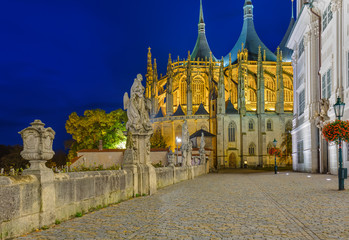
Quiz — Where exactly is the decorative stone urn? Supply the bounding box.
[19,120,55,171]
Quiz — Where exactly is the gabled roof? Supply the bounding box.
[226,100,239,114]
[173,105,185,116]
[190,129,215,139]
[191,0,217,61]
[154,108,164,118]
[194,103,209,115]
[224,0,276,65]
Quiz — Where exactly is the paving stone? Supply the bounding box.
[16,171,349,239]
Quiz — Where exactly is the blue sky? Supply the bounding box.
[0,0,295,150]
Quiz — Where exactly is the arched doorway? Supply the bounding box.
[229,153,237,168]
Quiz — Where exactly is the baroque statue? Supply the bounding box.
[124,74,153,134]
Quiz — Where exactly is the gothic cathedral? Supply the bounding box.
[146,0,295,169]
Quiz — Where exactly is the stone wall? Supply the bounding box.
[73,149,169,169]
[0,166,206,239]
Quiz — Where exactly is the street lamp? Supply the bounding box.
[176,137,181,166]
[334,97,346,190]
[273,138,278,174]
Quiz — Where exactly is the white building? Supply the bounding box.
[287,0,349,173]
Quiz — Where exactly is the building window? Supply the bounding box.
[267,119,273,131]
[347,51,349,88]
[298,90,305,116]
[322,69,332,99]
[267,143,273,155]
[248,119,254,131]
[298,37,304,57]
[193,78,204,105]
[228,122,236,142]
[181,80,187,105]
[249,143,255,155]
[297,140,304,163]
[323,3,333,31]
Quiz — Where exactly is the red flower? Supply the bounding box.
[322,120,349,144]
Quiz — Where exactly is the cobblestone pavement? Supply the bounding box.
[17,171,349,240]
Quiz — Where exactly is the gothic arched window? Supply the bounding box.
[181,79,187,105]
[267,119,273,131]
[228,122,236,142]
[249,143,256,155]
[248,119,254,131]
[193,77,205,105]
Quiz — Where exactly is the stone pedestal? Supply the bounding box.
[19,120,56,228]
[123,133,157,196]
[23,165,55,227]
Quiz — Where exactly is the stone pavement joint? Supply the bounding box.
[16,171,349,240]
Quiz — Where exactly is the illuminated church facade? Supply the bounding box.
[146,0,294,169]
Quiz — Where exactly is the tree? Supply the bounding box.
[150,131,168,149]
[280,130,292,163]
[65,109,127,160]
[0,145,28,172]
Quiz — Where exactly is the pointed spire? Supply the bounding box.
[258,45,262,62]
[147,47,153,75]
[153,58,158,82]
[167,53,172,73]
[291,0,294,19]
[199,0,204,24]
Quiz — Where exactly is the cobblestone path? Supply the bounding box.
[18,171,349,240]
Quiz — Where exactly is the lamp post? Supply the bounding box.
[176,137,181,166]
[334,97,346,190]
[273,138,278,174]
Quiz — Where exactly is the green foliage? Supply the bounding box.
[55,220,61,225]
[65,109,127,160]
[0,145,28,172]
[150,131,168,149]
[151,162,164,168]
[75,212,83,217]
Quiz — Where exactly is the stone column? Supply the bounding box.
[18,120,56,227]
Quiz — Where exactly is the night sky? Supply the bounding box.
[0,0,295,150]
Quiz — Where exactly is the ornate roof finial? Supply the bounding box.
[291,0,294,19]
[188,51,191,60]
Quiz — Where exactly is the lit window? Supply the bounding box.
[248,120,254,131]
[298,90,305,116]
[249,143,255,155]
[228,122,236,142]
[297,140,304,163]
[181,80,187,105]
[267,120,272,131]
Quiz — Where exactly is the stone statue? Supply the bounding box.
[199,132,206,165]
[314,99,330,129]
[124,74,153,134]
[181,121,192,166]
[167,147,175,167]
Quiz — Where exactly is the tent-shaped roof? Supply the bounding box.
[172,105,185,116]
[154,108,164,118]
[226,100,239,114]
[190,129,215,139]
[191,0,217,61]
[277,2,295,62]
[194,103,209,115]
[224,0,276,65]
